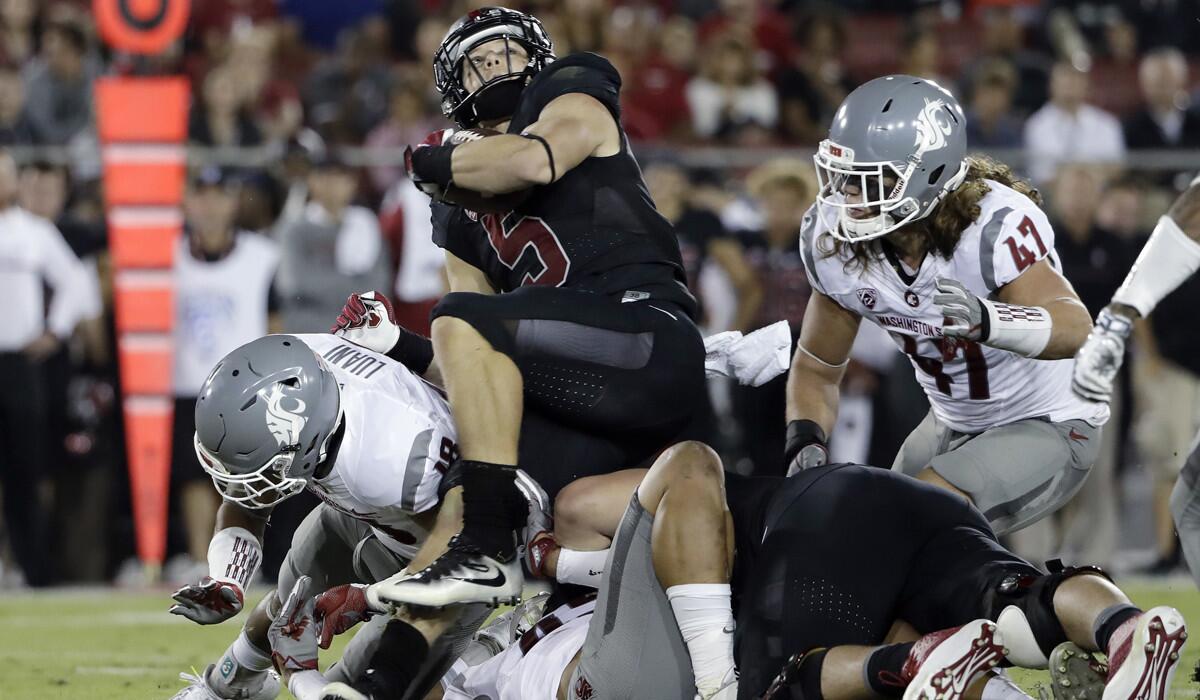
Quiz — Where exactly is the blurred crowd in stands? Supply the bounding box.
[0,0,1199,587]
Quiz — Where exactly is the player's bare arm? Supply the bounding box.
[449,93,619,193]
[994,258,1091,359]
[215,498,272,541]
[444,251,496,295]
[784,291,859,472]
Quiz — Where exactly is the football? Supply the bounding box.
[444,127,532,214]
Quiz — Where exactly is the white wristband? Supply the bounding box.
[288,669,330,700]
[982,301,1052,358]
[208,527,262,590]
[1112,215,1200,317]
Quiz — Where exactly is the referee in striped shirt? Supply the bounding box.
[0,149,95,585]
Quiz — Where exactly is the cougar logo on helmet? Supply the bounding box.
[914,98,954,156]
[264,384,308,447]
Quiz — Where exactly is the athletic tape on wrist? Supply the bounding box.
[1112,215,1200,317]
[208,527,262,590]
[288,669,328,700]
[981,301,1052,358]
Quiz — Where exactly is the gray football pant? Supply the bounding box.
[1171,432,1200,589]
[275,504,487,685]
[893,411,1101,536]
[567,494,696,700]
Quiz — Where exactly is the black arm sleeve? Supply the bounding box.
[430,200,485,269]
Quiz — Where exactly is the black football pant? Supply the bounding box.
[0,352,50,585]
[432,285,706,498]
[726,465,1041,699]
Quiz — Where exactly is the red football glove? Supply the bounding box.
[331,291,401,355]
[168,576,244,625]
[314,583,371,649]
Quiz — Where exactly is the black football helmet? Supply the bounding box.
[433,7,555,127]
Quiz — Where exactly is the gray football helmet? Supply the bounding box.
[813,75,969,242]
[194,335,342,509]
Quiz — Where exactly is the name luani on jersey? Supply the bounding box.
[800,179,1108,433]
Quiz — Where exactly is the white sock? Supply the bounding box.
[667,583,735,696]
[209,632,273,695]
[982,672,1033,700]
[556,547,609,588]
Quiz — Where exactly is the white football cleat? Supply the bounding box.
[372,535,524,608]
[1101,606,1188,700]
[902,620,1009,700]
[1048,641,1107,700]
[171,664,280,700]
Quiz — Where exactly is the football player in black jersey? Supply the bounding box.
[333,7,707,610]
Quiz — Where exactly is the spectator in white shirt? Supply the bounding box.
[0,148,95,585]
[171,166,281,574]
[1023,61,1126,184]
[686,34,778,144]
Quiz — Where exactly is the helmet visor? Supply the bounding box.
[194,433,307,510]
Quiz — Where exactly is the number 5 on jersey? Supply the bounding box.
[481,212,571,287]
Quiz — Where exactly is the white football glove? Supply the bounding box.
[330,291,401,355]
[268,576,319,677]
[168,576,244,625]
[1072,307,1134,402]
[935,278,986,341]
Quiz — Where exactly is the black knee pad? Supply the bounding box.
[987,559,1112,667]
[430,293,517,358]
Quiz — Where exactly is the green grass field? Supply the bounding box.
[3,579,1199,700]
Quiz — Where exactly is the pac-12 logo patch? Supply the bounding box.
[856,288,877,309]
[904,290,920,308]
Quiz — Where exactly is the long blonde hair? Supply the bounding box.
[822,154,1041,271]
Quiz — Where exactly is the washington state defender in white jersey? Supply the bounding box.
[167,333,469,700]
[785,75,1105,535]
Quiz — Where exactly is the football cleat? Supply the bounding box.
[170,664,280,700]
[1048,642,1107,700]
[901,620,1009,700]
[1101,606,1188,700]
[371,535,524,608]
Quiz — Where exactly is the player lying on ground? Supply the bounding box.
[785,75,1106,536]
[336,6,708,612]
[1072,174,1200,588]
[526,446,1188,700]
[307,442,737,700]
[168,333,523,700]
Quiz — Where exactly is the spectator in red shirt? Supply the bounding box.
[696,0,793,77]
[617,16,698,141]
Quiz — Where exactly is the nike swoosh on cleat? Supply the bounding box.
[447,572,507,587]
[588,569,602,576]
